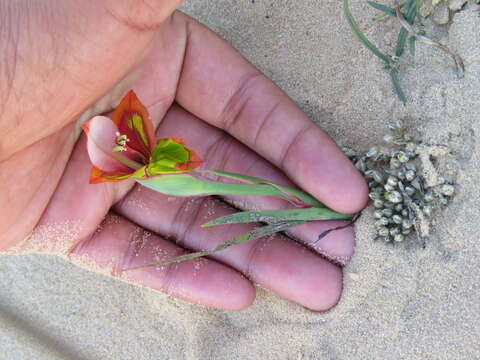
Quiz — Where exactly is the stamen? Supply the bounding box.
[112,133,130,152]
[112,145,127,152]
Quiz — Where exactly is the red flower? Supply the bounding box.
[82,90,202,183]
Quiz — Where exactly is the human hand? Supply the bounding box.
[0,0,368,310]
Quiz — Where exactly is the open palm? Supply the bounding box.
[0,1,367,310]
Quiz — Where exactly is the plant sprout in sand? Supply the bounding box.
[83,91,353,269]
[343,0,464,103]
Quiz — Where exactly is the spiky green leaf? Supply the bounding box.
[127,221,307,269]
[202,207,352,227]
[367,1,396,16]
[343,0,391,64]
[408,35,416,57]
[395,0,419,57]
[390,69,407,104]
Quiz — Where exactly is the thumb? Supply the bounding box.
[0,0,182,161]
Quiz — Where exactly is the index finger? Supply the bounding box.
[174,12,368,213]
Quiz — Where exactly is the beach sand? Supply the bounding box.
[1,1,479,359]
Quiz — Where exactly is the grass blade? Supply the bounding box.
[395,0,419,57]
[202,170,325,207]
[390,69,406,104]
[126,221,307,269]
[367,1,396,16]
[408,35,416,57]
[395,4,465,79]
[202,207,353,227]
[343,0,391,64]
[211,221,307,251]
[372,1,407,20]
[395,28,409,58]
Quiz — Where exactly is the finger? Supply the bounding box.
[0,1,186,247]
[174,13,368,213]
[0,124,76,251]
[154,104,356,262]
[4,128,257,310]
[31,133,340,311]
[5,135,135,255]
[116,185,343,311]
[69,212,255,310]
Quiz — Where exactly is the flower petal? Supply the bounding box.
[146,138,203,175]
[82,116,132,173]
[88,166,139,184]
[182,149,203,171]
[112,90,155,158]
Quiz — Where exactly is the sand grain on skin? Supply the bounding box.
[7,220,83,255]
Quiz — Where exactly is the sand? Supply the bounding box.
[1,1,479,359]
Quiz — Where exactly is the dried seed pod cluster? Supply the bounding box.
[342,120,455,243]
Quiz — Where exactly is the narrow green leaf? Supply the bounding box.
[202,207,353,227]
[395,0,419,57]
[372,1,407,20]
[126,221,307,269]
[343,0,391,64]
[390,69,407,104]
[395,29,408,58]
[202,170,325,208]
[133,251,209,267]
[138,174,292,198]
[367,1,396,16]
[202,170,274,185]
[408,35,416,57]
[212,221,307,251]
[407,0,420,21]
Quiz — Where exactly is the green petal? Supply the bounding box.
[152,139,189,162]
[147,139,190,175]
[127,114,149,148]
